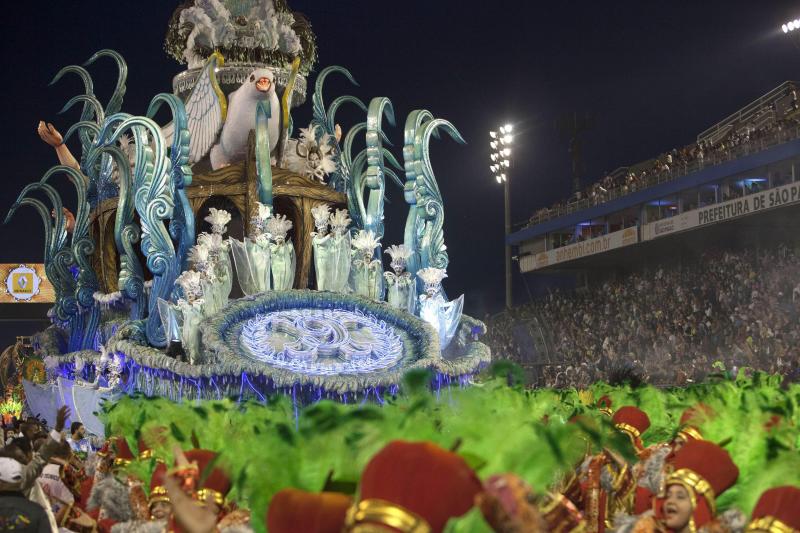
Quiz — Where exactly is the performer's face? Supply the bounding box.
[662,484,693,531]
[150,500,172,520]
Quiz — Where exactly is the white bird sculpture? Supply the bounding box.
[182,52,281,169]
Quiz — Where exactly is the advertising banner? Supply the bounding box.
[642,180,800,241]
[0,263,55,303]
[520,227,638,272]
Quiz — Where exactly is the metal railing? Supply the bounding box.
[523,124,800,229]
[697,81,799,144]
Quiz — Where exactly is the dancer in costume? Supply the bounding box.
[562,406,649,532]
[616,440,740,533]
[343,440,483,532]
[87,437,147,533]
[110,462,172,533]
[633,405,714,515]
[747,486,800,532]
[613,406,651,458]
[163,448,251,533]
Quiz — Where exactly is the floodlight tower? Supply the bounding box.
[490,124,513,309]
[782,18,800,51]
[781,18,800,34]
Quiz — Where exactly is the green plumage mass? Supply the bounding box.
[101,369,800,533]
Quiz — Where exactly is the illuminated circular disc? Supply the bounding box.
[239,308,404,376]
[201,290,446,391]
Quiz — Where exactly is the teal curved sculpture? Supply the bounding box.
[310,66,366,193]
[402,110,436,281]
[78,113,145,319]
[118,115,178,347]
[410,117,465,272]
[5,185,72,322]
[10,49,189,349]
[147,93,194,275]
[84,49,127,116]
[49,65,96,164]
[255,100,274,206]
[44,166,99,350]
[6,166,99,351]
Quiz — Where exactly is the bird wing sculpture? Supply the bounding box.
[184,52,227,164]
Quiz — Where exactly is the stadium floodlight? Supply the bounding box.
[490,127,513,181]
[489,123,514,309]
[784,24,790,33]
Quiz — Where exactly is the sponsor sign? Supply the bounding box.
[520,227,638,272]
[642,180,800,241]
[0,264,55,303]
[640,214,695,240]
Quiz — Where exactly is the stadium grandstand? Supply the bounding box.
[487,81,800,387]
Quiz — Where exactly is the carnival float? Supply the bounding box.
[4,0,490,435]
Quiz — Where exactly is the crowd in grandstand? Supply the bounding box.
[530,91,800,227]
[485,244,800,388]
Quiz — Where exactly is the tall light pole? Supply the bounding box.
[490,124,513,309]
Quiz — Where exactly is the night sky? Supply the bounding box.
[1,1,799,319]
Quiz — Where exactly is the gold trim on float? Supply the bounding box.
[677,426,704,442]
[747,517,797,533]
[614,422,641,438]
[281,57,301,134]
[208,51,228,122]
[343,499,431,533]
